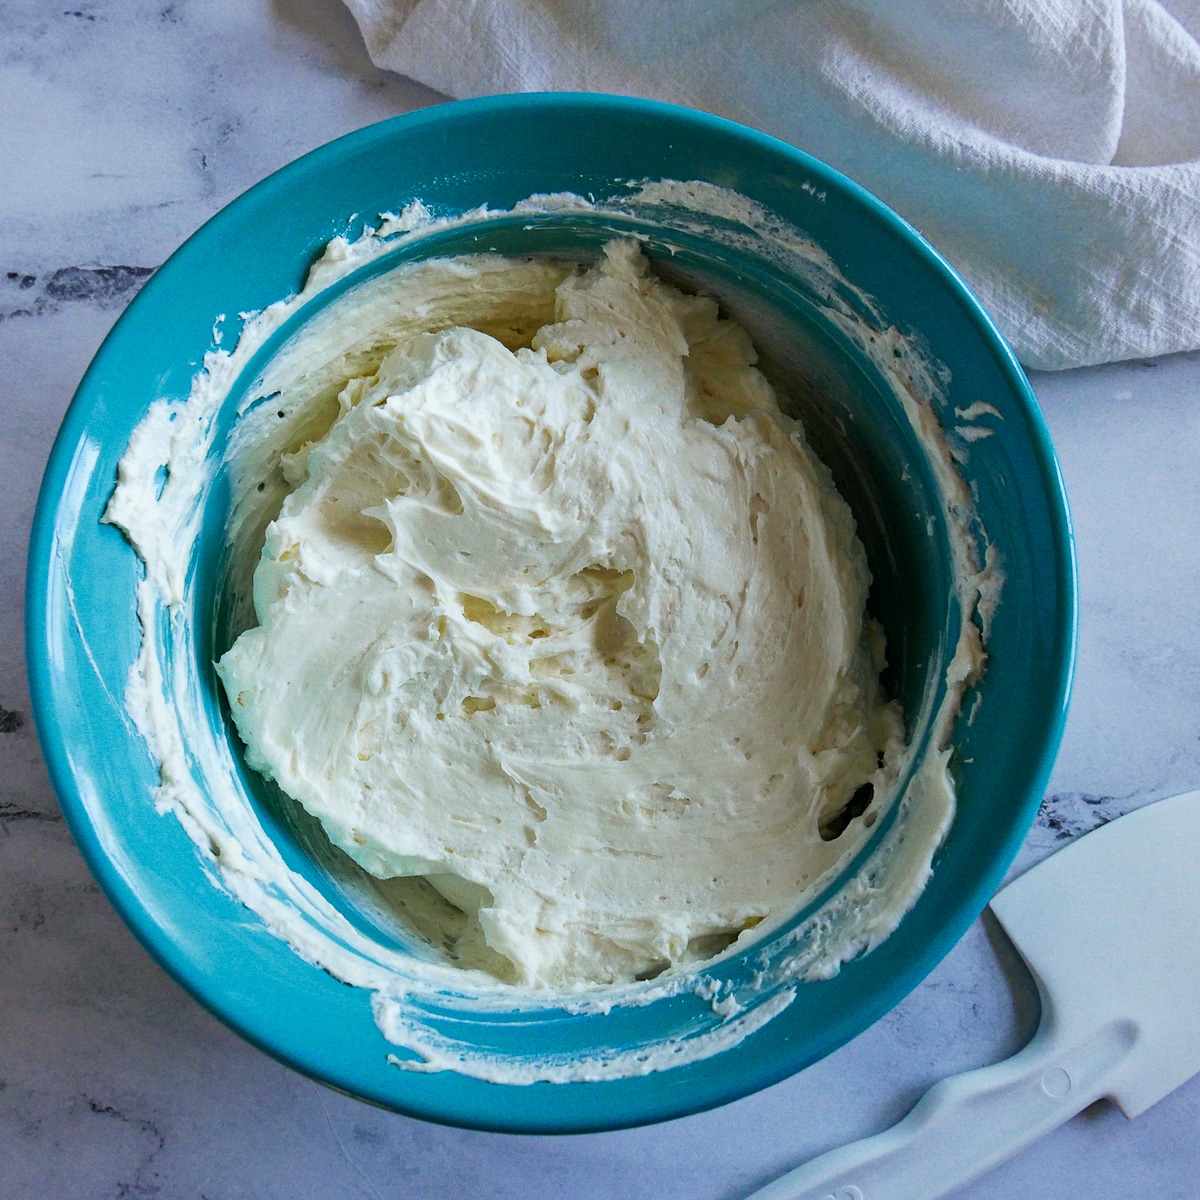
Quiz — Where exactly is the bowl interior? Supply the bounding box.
[29,94,1074,1133]
[197,213,961,965]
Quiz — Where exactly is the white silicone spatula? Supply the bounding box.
[749,788,1200,1200]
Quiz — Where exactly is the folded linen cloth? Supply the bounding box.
[344,0,1200,371]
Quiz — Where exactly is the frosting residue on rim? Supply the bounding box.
[103,180,1001,1084]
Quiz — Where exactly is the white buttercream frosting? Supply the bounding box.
[217,241,904,988]
[103,182,999,1081]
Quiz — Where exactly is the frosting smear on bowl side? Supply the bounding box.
[217,241,904,989]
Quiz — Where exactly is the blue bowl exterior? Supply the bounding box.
[26,93,1076,1133]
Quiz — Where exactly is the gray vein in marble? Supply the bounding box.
[1035,792,1120,841]
[1,265,156,324]
[82,1095,168,1200]
[0,803,62,826]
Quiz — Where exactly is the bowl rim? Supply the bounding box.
[25,90,1077,1133]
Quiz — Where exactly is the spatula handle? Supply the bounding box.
[748,1017,1136,1200]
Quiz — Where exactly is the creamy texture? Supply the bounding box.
[104,182,999,1081]
[217,242,903,988]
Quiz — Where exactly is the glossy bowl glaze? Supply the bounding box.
[27,94,1075,1133]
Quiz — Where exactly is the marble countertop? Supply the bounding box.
[3,3,1199,1196]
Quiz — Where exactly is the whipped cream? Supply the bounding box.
[217,241,904,988]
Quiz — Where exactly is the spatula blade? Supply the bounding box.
[990,789,1200,1117]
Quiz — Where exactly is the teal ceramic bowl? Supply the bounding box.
[27,94,1075,1133]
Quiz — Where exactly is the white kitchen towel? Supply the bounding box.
[344,0,1200,371]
